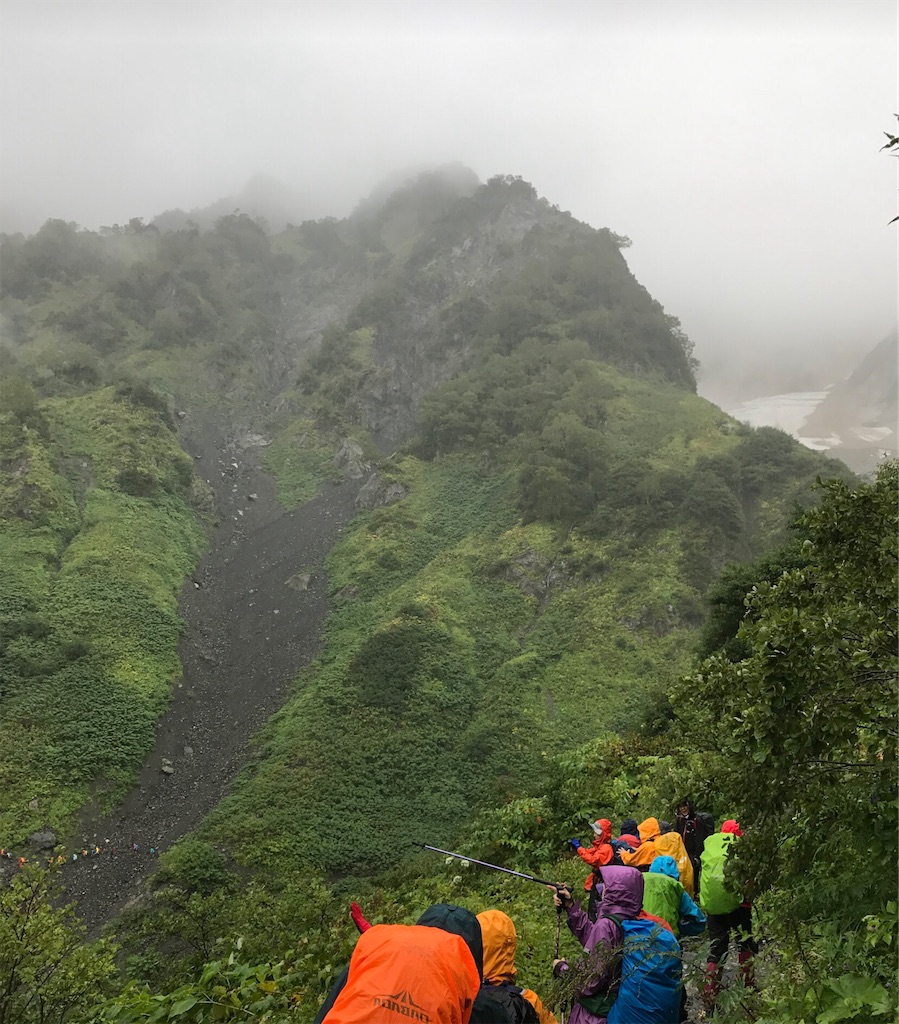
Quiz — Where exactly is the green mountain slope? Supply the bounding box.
[0,168,849,857]
[1,169,882,1024]
[0,382,206,837]
[199,367,846,879]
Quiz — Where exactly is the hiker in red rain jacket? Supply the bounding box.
[617,818,641,848]
[570,818,614,884]
[571,819,616,921]
[610,818,641,857]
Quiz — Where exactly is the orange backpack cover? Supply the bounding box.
[323,923,481,1024]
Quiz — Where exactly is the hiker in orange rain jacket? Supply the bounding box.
[654,831,695,897]
[477,909,557,1024]
[619,817,662,870]
[315,904,482,1024]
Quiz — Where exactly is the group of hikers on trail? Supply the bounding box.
[315,801,757,1023]
[1,841,158,868]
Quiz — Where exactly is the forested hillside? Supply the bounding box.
[0,170,894,1024]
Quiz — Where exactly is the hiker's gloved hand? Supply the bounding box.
[569,838,581,849]
[552,958,569,978]
[550,885,574,910]
[350,901,372,933]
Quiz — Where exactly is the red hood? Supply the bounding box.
[591,818,612,842]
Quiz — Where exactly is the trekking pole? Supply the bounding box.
[554,895,567,1024]
[413,842,567,890]
[417,844,571,1023]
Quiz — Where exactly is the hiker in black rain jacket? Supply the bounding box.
[675,798,713,895]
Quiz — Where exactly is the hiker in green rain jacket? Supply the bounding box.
[700,821,757,1008]
[642,856,706,938]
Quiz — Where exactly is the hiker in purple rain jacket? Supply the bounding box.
[551,865,644,1024]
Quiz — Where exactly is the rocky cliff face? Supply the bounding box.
[272,171,694,443]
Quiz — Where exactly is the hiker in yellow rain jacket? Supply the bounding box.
[619,817,662,870]
[477,910,557,1024]
[655,831,696,898]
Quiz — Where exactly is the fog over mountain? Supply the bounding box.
[1,0,895,403]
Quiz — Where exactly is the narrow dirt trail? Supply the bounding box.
[61,422,365,935]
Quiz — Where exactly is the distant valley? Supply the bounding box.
[722,332,897,474]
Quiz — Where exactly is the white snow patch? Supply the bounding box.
[853,426,894,443]
[799,435,841,451]
[729,391,829,438]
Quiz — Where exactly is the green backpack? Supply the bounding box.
[642,872,682,935]
[699,833,741,916]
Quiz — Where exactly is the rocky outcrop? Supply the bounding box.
[27,829,57,850]
[355,473,409,510]
[499,550,570,601]
[333,440,370,479]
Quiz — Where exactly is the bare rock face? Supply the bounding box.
[27,829,57,850]
[333,440,370,479]
[799,332,897,473]
[500,550,570,600]
[355,473,409,510]
[236,432,271,451]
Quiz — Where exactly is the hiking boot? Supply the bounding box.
[702,961,721,1010]
[738,949,756,990]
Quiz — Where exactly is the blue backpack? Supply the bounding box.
[607,917,682,1024]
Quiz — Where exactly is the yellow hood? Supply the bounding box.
[638,817,661,842]
[655,831,695,897]
[476,909,517,984]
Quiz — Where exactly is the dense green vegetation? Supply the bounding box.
[0,213,295,415]
[195,367,845,880]
[111,433,863,1019]
[0,382,206,838]
[1,171,892,1024]
[108,463,898,1024]
[0,866,117,1023]
[4,465,893,1024]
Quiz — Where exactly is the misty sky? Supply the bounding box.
[1,0,896,400]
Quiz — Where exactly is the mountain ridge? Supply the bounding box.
[2,169,888,1024]
[0,168,849,856]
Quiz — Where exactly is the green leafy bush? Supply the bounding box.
[0,867,117,1024]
